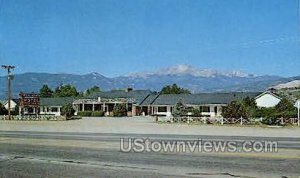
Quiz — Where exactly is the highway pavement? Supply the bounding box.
[0,131,299,178]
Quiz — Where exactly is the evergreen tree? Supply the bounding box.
[39,84,53,97]
[0,103,7,115]
[160,84,191,94]
[222,101,247,119]
[85,86,101,96]
[113,104,127,117]
[172,100,188,117]
[53,84,79,97]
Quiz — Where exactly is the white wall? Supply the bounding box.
[40,106,62,116]
[153,105,223,118]
[154,106,172,116]
[256,93,281,108]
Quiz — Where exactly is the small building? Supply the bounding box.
[40,97,75,116]
[255,91,282,108]
[18,92,75,116]
[3,99,19,111]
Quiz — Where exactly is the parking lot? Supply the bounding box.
[0,116,299,138]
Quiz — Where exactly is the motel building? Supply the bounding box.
[18,92,75,116]
[13,90,287,118]
[72,90,152,116]
[73,97,135,116]
[140,92,260,117]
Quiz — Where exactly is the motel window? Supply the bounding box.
[214,106,218,114]
[51,107,58,112]
[200,106,210,112]
[158,106,167,112]
[128,104,132,111]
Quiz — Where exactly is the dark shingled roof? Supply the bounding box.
[86,90,153,104]
[3,98,20,105]
[40,97,75,106]
[150,92,261,105]
[139,94,160,105]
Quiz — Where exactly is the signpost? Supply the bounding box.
[298,101,300,127]
[295,100,300,127]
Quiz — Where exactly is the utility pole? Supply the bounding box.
[297,100,300,127]
[1,65,15,120]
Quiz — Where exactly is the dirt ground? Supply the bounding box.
[0,116,299,137]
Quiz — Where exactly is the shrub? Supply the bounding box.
[191,108,202,117]
[61,103,75,117]
[67,116,82,120]
[221,101,247,119]
[77,111,92,117]
[172,100,188,117]
[262,117,281,125]
[91,111,105,117]
[113,104,127,117]
[275,98,295,113]
[0,103,7,115]
[11,105,19,115]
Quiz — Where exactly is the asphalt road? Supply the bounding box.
[0,131,299,178]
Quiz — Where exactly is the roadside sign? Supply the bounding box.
[294,100,300,108]
[19,92,40,106]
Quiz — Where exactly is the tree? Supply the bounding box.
[160,84,191,94]
[85,86,101,96]
[61,103,75,117]
[275,98,295,113]
[11,105,19,115]
[172,100,188,117]
[222,101,247,119]
[274,98,297,118]
[242,97,256,108]
[254,107,276,118]
[241,97,257,118]
[39,84,53,97]
[53,84,79,97]
[0,103,7,115]
[113,104,127,117]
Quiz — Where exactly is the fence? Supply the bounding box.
[0,115,66,121]
[157,116,299,126]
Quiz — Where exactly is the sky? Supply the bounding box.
[0,0,299,77]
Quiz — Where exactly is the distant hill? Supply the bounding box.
[271,80,300,90]
[0,65,298,99]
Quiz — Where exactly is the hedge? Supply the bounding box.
[77,111,92,116]
[78,111,105,117]
[91,111,105,117]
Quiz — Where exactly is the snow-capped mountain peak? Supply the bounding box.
[128,64,250,78]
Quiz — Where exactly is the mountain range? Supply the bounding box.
[0,64,299,99]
